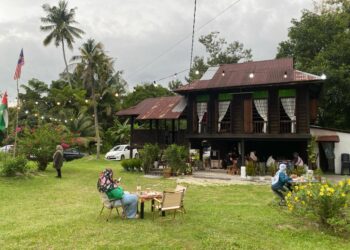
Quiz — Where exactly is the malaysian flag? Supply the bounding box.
[14,49,24,80]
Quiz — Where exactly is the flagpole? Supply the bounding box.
[13,79,19,157]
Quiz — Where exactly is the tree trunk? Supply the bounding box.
[92,87,100,159]
[61,39,72,88]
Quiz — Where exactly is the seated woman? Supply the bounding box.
[97,168,138,219]
[292,152,304,167]
[271,163,292,205]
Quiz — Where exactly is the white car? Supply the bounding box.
[0,145,13,153]
[105,145,138,161]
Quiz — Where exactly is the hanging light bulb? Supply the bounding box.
[34,113,38,117]
[153,81,158,87]
[321,73,327,80]
[115,93,119,97]
[64,120,68,123]
[70,118,73,121]
[68,100,72,103]
[283,72,288,79]
[57,102,61,106]
[35,101,38,105]
[41,116,45,120]
[249,73,255,79]
[85,99,89,103]
[25,110,29,114]
[195,70,200,75]
[222,70,225,77]
[174,73,177,78]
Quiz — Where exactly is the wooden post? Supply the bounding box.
[130,116,134,159]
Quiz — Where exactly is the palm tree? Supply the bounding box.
[40,0,84,86]
[71,39,113,158]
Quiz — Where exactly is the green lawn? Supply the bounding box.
[0,157,349,250]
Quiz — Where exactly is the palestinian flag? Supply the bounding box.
[0,92,8,131]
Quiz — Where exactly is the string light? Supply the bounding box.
[284,72,288,79]
[321,73,327,80]
[41,116,45,120]
[35,101,38,105]
[222,70,225,77]
[249,73,254,79]
[195,70,199,75]
[57,102,61,106]
[25,110,29,114]
[85,99,89,103]
[115,93,119,97]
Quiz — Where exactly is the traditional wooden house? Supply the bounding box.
[117,58,324,165]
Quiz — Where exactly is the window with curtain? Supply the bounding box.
[196,102,207,133]
[280,97,296,133]
[218,101,230,132]
[253,99,268,133]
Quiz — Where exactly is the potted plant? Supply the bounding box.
[246,160,256,180]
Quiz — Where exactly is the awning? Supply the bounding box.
[316,135,340,143]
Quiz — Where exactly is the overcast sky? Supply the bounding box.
[0,0,314,105]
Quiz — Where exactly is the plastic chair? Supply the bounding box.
[98,192,124,221]
[341,153,350,175]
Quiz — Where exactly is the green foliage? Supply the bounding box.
[18,124,71,171]
[246,161,256,176]
[121,158,142,172]
[187,31,252,83]
[168,79,183,91]
[286,180,350,230]
[292,165,306,177]
[140,143,160,173]
[276,1,350,129]
[123,83,174,109]
[0,155,28,177]
[164,144,189,174]
[307,136,318,168]
[268,162,278,176]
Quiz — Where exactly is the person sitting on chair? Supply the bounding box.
[271,163,292,205]
[292,152,304,167]
[97,168,139,219]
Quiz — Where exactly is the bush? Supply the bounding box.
[291,165,306,177]
[286,180,350,230]
[121,158,142,172]
[268,162,278,176]
[140,144,160,173]
[18,124,71,171]
[164,144,189,174]
[246,160,256,176]
[0,155,28,177]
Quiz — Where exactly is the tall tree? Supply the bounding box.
[276,0,350,129]
[123,83,173,109]
[40,0,84,86]
[187,32,252,82]
[71,39,111,159]
[168,79,183,91]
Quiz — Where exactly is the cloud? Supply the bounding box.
[0,0,314,102]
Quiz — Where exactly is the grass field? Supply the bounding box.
[0,157,349,250]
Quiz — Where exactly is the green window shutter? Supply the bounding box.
[218,93,233,101]
[196,95,209,102]
[253,91,268,99]
[278,89,296,98]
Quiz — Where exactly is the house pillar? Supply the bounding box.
[240,139,245,167]
[172,119,175,144]
[130,116,135,159]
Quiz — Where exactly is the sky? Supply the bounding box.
[0,0,315,105]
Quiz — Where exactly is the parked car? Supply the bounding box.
[105,144,138,161]
[63,148,86,161]
[0,145,13,153]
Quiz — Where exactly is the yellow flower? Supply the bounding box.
[347,179,350,185]
[294,197,299,202]
[339,181,344,187]
[319,192,324,196]
[295,186,299,191]
[287,192,292,198]
[341,193,346,197]
[301,201,305,205]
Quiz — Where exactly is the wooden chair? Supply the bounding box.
[152,190,184,220]
[98,192,124,221]
[175,185,187,213]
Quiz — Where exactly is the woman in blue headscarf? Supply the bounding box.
[271,163,292,205]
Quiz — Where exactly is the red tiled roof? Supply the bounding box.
[116,96,185,120]
[176,58,322,92]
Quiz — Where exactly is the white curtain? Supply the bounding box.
[218,101,230,131]
[253,99,268,133]
[196,102,207,133]
[281,97,296,133]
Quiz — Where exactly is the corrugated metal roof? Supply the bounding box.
[176,58,323,92]
[116,96,185,120]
